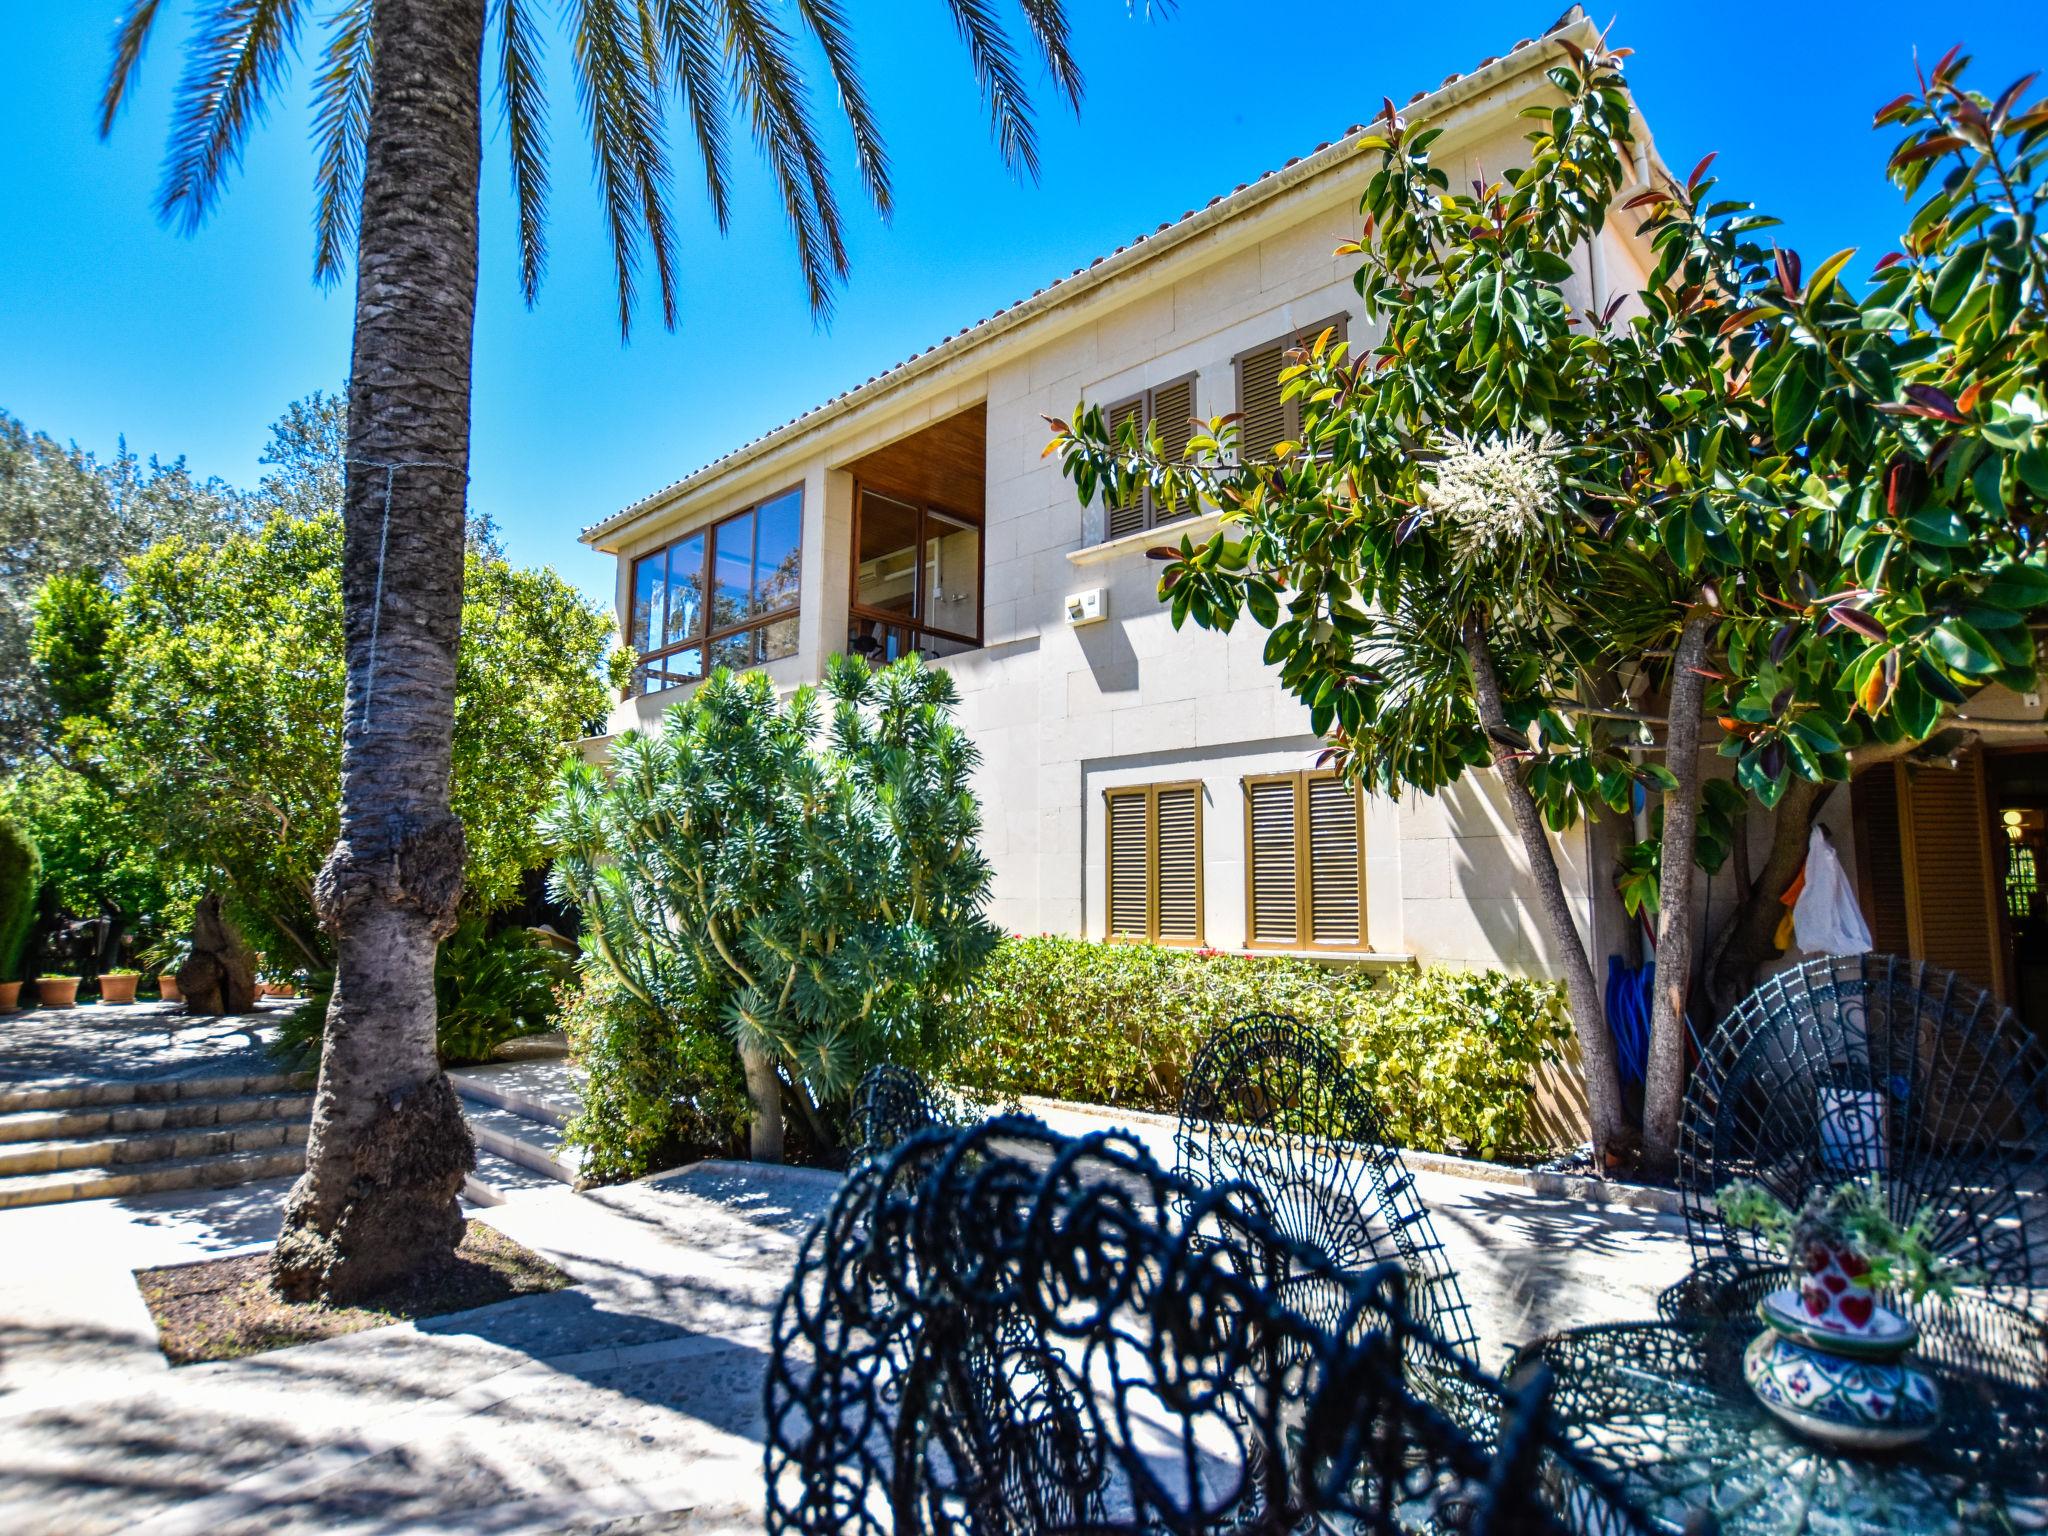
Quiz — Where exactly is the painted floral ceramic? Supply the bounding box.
[1759,1287,1916,1360]
[1743,1329,1941,1450]
[1796,1241,1881,1334]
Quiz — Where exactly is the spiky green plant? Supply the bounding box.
[546,656,999,1163]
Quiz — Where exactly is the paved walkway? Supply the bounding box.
[0,1100,1693,1535]
[0,998,292,1083]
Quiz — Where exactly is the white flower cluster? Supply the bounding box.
[1415,427,1565,564]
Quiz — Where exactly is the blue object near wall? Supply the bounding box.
[1606,953,1653,1090]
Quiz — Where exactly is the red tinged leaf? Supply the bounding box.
[1686,151,1717,196]
[1622,189,1669,211]
[1933,43,1964,82]
[1831,604,1888,642]
[1718,306,1769,336]
[1993,72,2040,125]
[2012,104,2048,132]
[1958,380,1984,415]
[1888,461,1908,521]
[1773,245,1803,300]
[1872,92,1917,126]
[1905,383,1965,422]
[1159,568,1183,593]
[1145,545,1180,561]
[1042,416,1070,435]
[1873,251,1907,272]
[1890,134,1965,166]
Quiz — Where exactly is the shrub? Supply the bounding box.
[942,937,1570,1160]
[0,817,39,983]
[558,970,750,1184]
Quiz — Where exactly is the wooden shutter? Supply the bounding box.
[1306,774,1364,947]
[1236,343,1289,464]
[1900,754,2005,995]
[1104,395,1147,542]
[1149,377,1197,527]
[1106,790,1150,938]
[1852,767,1913,956]
[1155,786,1201,943]
[1245,777,1300,946]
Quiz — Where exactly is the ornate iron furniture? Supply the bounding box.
[763,1117,1654,1535]
[849,1062,947,1167]
[1666,954,2048,1331]
[1173,1013,1481,1367]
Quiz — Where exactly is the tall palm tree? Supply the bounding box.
[100,0,1093,1301]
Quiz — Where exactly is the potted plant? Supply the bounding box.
[36,975,80,1008]
[1720,1177,1966,1449]
[99,968,141,1005]
[0,980,19,1014]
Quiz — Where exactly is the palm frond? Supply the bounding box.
[1014,0,1083,115]
[651,0,733,232]
[98,0,167,138]
[568,0,680,336]
[496,0,553,305]
[794,0,892,218]
[944,0,1040,181]
[721,0,848,319]
[157,0,308,233]
[310,0,372,289]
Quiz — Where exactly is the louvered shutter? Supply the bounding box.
[1246,778,1300,945]
[1902,755,2004,994]
[1155,786,1201,943]
[1107,791,1150,938]
[1237,343,1289,464]
[1149,377,1197,527]
[1104,395,1147,541]
[1306,775,1363,946]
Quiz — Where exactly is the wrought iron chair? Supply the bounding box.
[1665,953,2048,1340]
[1174,1013,1482,1370]
[763,1117,1654,1535]
[849,1062,948,1167]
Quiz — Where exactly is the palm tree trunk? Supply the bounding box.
[271,0,483,1302]
[1463,618,1636,1172]
[1640,614,1712,1176]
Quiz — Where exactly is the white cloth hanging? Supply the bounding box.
[1793,823,1874,955]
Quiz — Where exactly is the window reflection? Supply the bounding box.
[849,487,982,663]
[627,487,804,698]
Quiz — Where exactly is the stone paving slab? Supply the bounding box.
[0,999,297,1084]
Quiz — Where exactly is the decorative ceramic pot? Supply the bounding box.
[0,980,19,1013]
[158,974,182,1004]
[1743,1327,1940,1450]
[1796,1240,1883,1338]
[36,976,80,1008]
[98,973,139,1005]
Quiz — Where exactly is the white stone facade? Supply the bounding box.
[582,19,1669,980]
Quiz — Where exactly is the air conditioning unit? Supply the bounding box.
[1064,588,1106,626]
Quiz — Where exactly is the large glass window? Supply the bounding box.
[628,487,803,697]
[848,486,982,663]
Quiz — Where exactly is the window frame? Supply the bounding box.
[847,480,986,656]
[1240,769,1367,952]
[626,482,805,699]
[1099,370,1200,542]
[1231,313,1350,461]
[1102,780,1206,948]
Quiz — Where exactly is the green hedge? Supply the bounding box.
[941,937,1571,1161]
[0,817,38,983]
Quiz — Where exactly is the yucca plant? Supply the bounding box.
[546,656,999,1162]
[99,0,1102,1299]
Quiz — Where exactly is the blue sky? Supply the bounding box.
[1,3,2043,610]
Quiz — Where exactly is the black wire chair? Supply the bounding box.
[763,1116,1655,1536]
[1174,1014,1482,1370]
[1665,953,2048,1336]
[849,1062,948,1168]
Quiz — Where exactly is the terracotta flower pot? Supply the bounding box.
[37,977,80,1008]
[158,974,183,1004]
[0,980,20,1013]
[98,974,139,1005]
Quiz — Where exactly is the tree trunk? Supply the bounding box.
[742,1044,786,1163]
[1463,620,1636,1172]
[1703,777,1823,1021]
[1640,614,1712,1176]
[271,0,482,1303]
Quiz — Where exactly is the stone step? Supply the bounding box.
[0,1090,313,1145]
[0,1071,311,1116]
[0,1144,309,1211]
[463,1144,570,1207]
[458,1093,581,1185]
[0,1118,308,1177]
[449,1059,580,1129]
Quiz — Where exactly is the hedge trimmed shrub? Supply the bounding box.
[0,817,40,983]
[942,936,1570,1160]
